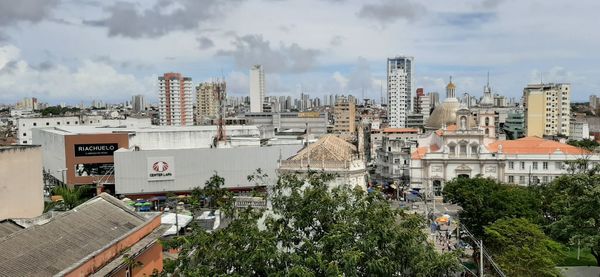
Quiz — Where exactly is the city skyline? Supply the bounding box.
[0,0,599,104]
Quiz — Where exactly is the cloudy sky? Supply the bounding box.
[0,0,598,105]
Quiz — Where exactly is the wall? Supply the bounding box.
[114,145,302,195]
[129,126,260,150]
[526,91,545,137]
[112,242,163,277]
[64,215,161,277]
[0,146,44,219]
[33,128,66,182]
[65,133,129,185]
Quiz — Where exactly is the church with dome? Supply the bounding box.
[425,77,461,130]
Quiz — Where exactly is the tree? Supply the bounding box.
[168,172,461,276]
[566,139,599,151]
[52,185,92,210]
[443,177,542,238]
[540,172,600,266]
[484,218,564,277]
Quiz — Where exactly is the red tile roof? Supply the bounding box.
[411,147,428,160]
[486,136,590,155]
[382,128,419,134]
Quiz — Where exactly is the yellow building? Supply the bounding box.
[523,83,570,137]
[195,81,226,125]
[333,96,356,135]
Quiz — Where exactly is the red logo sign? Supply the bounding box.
[152,161,169,172]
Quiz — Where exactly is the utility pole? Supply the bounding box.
[480,240,484,277]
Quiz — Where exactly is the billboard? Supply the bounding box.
[74,163,113,177]
[147,157,175,181]
[74,143,119,156]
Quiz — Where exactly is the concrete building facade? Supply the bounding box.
[333,96,356,135]
[17,115,103,145]
[250,65,265,113]
[0,146,44,220]
[387,56,414,128]
[195,81,226,124]
[158,72,193,126]
[523,83,571,137]
[114,144,301,196]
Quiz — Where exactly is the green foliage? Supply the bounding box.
[566,139,599,151]
[443,177,542,238]
[539,172,600,266]
[559,246,598,266]
[39,106,80,116]
[484,218,564,277]
[190,173,235,216]
[173,172,461,276]
[52,185,92,210]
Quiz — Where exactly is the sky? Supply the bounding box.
[0,0,598,105]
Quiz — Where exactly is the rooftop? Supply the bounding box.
[36,125,258,135]
[382,128,420,134]
[0,193,156,276]
[289,135,357,162]
[486,137,590,155]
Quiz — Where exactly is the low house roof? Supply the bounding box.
[0,193,151,276]
[486,136,590,155]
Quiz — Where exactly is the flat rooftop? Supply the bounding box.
[35,125,259,135]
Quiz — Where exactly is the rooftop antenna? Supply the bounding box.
[540,72,543,84]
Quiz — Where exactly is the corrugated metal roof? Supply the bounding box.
[0,221,23,238]
[0,193,148,277]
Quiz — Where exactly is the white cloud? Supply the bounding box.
[0,44,154,103]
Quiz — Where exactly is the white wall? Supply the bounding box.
[114,144,302,195]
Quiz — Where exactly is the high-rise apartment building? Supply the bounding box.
[158,72,193,126]
[523,83,571,137]
[195,81,226,124]
[590,95,598,111]
[132,94,146,113]
[250,65,265,113]
[387,56,414,128]
[333,95,356,135]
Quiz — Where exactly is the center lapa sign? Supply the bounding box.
[147,157,175,181]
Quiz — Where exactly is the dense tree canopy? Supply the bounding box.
[566,139,599,151]
[484,218,564,277]
[443,177,542,238]
[167,172,461,276]
[539,172,600,266]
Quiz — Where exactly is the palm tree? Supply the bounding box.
[52,185,91,210]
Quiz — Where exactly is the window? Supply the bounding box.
[471,145,478,156]
[57,122,60,125]
[33,123,37,126]
[508,176,514,183]
[460,144,467,156]
[543,176,549,183]
[46,122,49,126]
[519,176,525,184]
[532,162,538,170]
[485,117,490,126]
[520,162,525,170]
[66,121,70,125]
[22,140,27,144]
[22,133,26,136]
[449,145,456,156]
[556,162,563,169]
[509,162,514,169]
[543,162,548,170]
